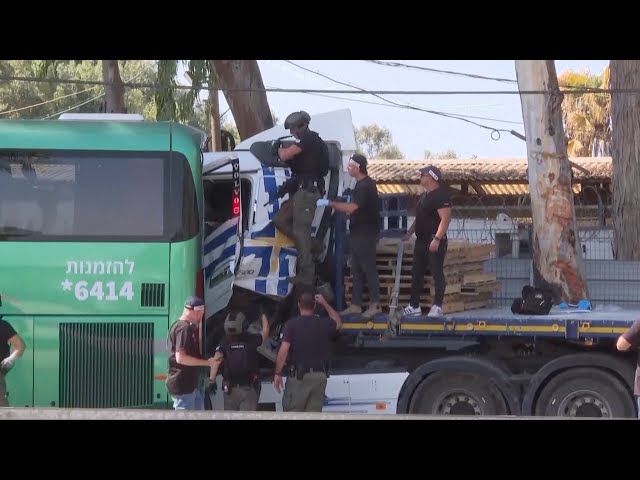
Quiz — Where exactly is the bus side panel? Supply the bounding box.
[33,315,168,408]
[168,237,200,325]
[3,316,34,407]
[0,243,170,316]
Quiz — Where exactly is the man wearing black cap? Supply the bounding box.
[402,165,452,317]
[166,296,220,410]
[318,153,382,318]
[272,110,330,287]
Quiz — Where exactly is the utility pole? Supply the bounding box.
[208,60,221,151]
[515,60,590,304]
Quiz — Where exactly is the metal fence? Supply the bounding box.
[378,193,640,309]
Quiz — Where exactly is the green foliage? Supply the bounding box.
[355,123,404,159]
[155,60,179,121]
[0,60,157,120]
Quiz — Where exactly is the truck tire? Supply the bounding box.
[534,367,636,418]
[409,370,509,416]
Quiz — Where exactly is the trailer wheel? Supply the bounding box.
[534,367,635,418]
[410,371,509,416]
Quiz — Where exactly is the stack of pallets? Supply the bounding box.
[344,238,500,313]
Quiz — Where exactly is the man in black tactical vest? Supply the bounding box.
[210,310,270,411]
[272,110,330,287]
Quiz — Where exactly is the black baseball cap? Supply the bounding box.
[349,153,367,169]
[419,165,443,182]
[185,295,205,311]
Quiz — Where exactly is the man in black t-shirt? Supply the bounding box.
[272,111,330,287]
[616,319,640,418]
[273,286,342,412]
[319,153,382,318]
[402,165,452,317]
[0,317,25,407]
[166,296,220,410]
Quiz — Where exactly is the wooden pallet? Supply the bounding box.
[344,238,499,313]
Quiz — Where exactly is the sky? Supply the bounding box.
[184,60,610,160]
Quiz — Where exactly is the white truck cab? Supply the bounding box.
[201,109,358,319]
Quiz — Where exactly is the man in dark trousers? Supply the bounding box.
[616,319,640,418]
[273,286,342,412]
[0,317,25,407]
[402,165,452,317]
[166,296,220,410]
[318,153,381,318]
[272,110,330,287]
[209,309,270,411]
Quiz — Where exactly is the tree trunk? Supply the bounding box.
[515,60,590,303]
[210,60,273,140]
[101,60,126,113]
[208,60,221,151]
[610,60,640,260]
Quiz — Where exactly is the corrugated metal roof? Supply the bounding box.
[478,183,581,196]
[369,157,612,183]
[376,182,581,196]
[377,183,423,195]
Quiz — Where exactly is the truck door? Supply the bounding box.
[201,154,244,318]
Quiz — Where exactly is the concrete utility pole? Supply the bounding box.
[515,60,590,303]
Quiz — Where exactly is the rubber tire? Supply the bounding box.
[409,370,509,416]
[534,367,636,418]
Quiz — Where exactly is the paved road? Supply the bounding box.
[0,408,630,420]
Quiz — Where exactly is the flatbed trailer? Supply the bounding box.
[299,302,636,418]
[341,306,636,342]
[261,211,640,418]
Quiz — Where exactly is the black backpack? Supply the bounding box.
[511,285,554,315]
[222,338,259,386]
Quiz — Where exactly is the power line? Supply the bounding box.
[283,60,520,136]
[0,74,634,95]
[41,65,155,120]
[0,85,100,116]
[364,60,518,84]
[302,91,523,125]
[41,94,104,119]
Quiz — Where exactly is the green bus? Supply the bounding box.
[0,113,208,408]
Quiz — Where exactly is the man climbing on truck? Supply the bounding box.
[272,110,330,287]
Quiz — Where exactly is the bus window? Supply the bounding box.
[0,150,198,242]
[203,178,252,236]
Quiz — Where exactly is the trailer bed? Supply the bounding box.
[340,305,639,341]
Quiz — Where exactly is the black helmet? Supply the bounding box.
[284,111,311,129]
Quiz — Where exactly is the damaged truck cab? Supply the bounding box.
[200,109,357,348]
